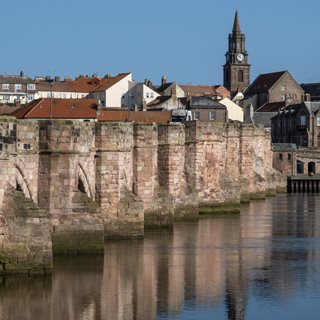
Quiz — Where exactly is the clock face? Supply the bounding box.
[236,53,244,62]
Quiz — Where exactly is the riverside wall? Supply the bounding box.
[0,118,286,274]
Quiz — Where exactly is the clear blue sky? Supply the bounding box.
[2,0,320,85]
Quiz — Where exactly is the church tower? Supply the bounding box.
[223,10,250,94]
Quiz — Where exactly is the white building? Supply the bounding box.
[89,73,133,108]
[219,97,244,122]
[0,72,37,104]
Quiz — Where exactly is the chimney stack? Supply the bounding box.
[161,76,167,86]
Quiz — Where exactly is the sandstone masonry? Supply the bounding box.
[0,117,286,274]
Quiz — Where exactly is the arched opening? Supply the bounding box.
[14,164,33,201]
[238,70,243,82]
[308,162,316,176]
[317,132,320,147]
[78,178,86,194]
[297,160,304,174]
[77,163,93,199]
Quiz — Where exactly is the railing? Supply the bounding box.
[287,176,320,193]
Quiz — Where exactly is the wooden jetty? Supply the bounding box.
[287,176,320,193]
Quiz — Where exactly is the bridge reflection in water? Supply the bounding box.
[1,195,320,320]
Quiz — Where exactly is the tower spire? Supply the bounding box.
[232,10,241,35]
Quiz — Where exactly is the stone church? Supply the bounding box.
[223,10,250,95]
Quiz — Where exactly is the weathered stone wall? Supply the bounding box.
[0,118,286,273]
[95,122,143,238]
[38,121,104,254]
[0,118,52,275]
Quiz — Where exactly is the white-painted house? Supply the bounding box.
[89,73,133,108]
[219,97,244,122]
[126,83,160,110]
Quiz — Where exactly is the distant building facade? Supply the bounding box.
[244,71,304,111]
[271,102,320,147]
[0,72,36,104]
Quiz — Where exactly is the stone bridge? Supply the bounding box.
[0,118,285,275]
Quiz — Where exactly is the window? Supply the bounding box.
[238,70,243,82]
[281,95,286,101]
[146,92,150,98]
[15,84,22,91]
[27,84,36,90]
[209,111,216,120]
[150,92,154,98]
[279,153,283,161]
[2,84,9,90]
[194,111,200,120]
[300,114,307,126]
[225,71,229,84]
[281,86,286,92]
[317,116,320,126]
[27,94,34,101]
[288,153,292,161]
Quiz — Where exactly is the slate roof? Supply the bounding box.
[232,10,241,34]
[147,96,172,108]
[187,96,226,109]
[0,74,35,84]
[156,82,174,94]
[303,101,320,115]
[251,112,278,128]
[244,71,287,96]
[300,83,320,100]
[256,101,286,112]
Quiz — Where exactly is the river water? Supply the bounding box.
[1,194,320,320]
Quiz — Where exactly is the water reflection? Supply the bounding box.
[2,195,320,320]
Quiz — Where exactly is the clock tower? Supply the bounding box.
[223,10,250,94]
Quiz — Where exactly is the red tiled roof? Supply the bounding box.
[36,73,131,94]
[245,71,287,96]
[98,110,171,124]
[91,73,131,92]
[11,98,98,119]
[37,78,101,93]
[10,98,171,124]
[180,85,217,96]
[179,84,230,98]
[0,105,21,115]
